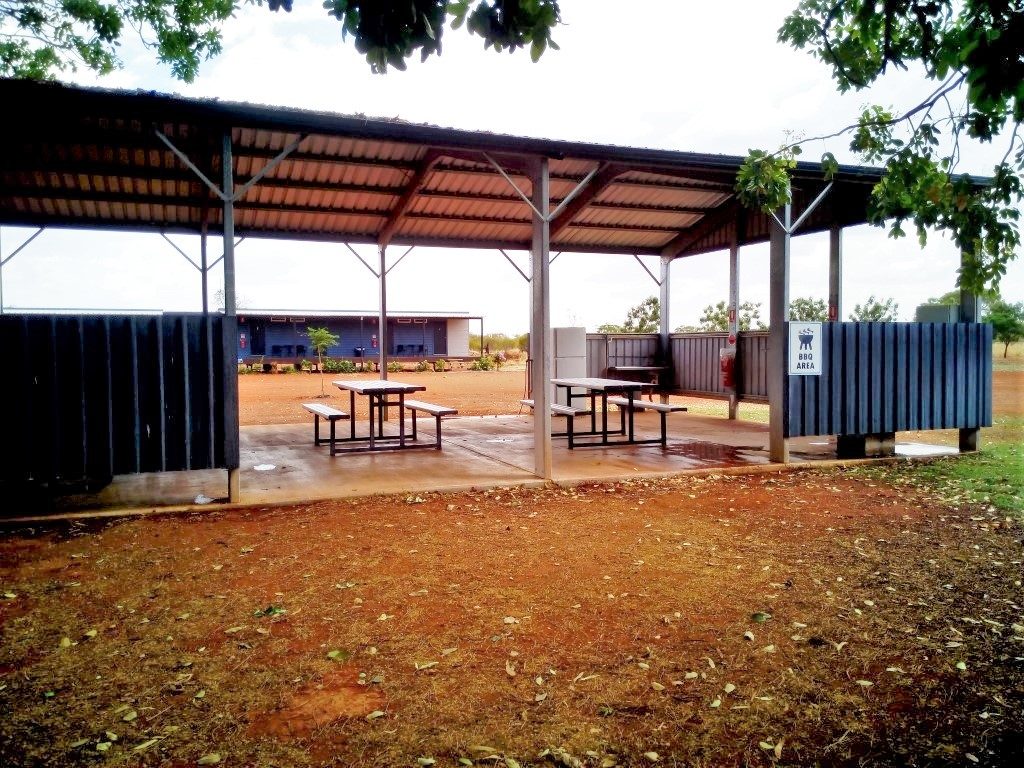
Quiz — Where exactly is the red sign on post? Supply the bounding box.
[828,304,838,321]
[728,307,736,324]
[371,334,378,349]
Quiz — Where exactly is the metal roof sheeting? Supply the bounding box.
[0,80,907,258]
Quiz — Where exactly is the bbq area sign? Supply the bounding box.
[789,322,822,375]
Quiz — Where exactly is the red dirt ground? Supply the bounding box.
[2,467,1023,767]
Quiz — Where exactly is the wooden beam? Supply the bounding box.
[377,149,442,248]
[659,196,739,258]
[549,163,623,239]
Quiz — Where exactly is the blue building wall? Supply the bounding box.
[237,316,449,360]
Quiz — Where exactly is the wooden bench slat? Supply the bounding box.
[403,399,458,417]
[606,396,687,414]
[520,399,587,416]
[302,403,349,419]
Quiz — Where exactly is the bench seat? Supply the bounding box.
[606,396,686,447]
[519,399,588,417]
[520,399,589,447]
[403,399,458,449]
[303,402,350,448]
[403,399,458,417]
[606,396,688,414]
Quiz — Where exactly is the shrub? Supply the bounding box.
[470,355,494,371]
[415,360,432,372]
[387,361,404,373]
[323,358,357,374]
[433,358,448,372]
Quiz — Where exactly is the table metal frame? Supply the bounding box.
[329,379,431,455]
[551,377,662,449]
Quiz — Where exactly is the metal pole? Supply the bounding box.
[768,203,791,463]
[378,245,388,380]
[828,225,843,321]
[728,239,741,419]
[658,255,671,405]
[529,157,553,480]
[222,132,240,502]
[200,218,209,315]
[0,227,4,314]
[959,249,980,452]
[201,217,215,467]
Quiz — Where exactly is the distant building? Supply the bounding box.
[236,310,474,360]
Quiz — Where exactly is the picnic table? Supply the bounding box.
[550,376,685,448]
[331,379,427,454]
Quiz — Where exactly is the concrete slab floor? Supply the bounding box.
[36,412,958,516]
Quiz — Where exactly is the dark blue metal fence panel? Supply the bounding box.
[786,322,992,438]
[0,313,228,489]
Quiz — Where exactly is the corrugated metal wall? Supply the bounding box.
[0,313,228,489]
[671,333,728,395]
[240,318,448,358]
[585,334,661,376]
[786,322,992,437]
[669,332,768,399]
[586,332,769,400]
[738,333,769,399]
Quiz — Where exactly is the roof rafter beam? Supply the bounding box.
[377,149,442,248]
[549,163,624,239]
[660,196,740,258]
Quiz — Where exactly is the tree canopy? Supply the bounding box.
[691,300,767,332]
[598,296,660,334]
[737,1,1023,295]
[0,1,561,82]
[789,296,828,323]
[849,295,899,322]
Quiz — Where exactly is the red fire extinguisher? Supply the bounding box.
[371,334,378,349]
[719,347,736,388]
[239,332,247,350]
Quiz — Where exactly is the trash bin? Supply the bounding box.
[353,347,365,357]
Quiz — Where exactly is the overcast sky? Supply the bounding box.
[1,0,1021,332]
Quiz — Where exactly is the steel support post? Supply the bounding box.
[201,220,216,467]
[222,133,241,502]
[828,226,843,321]
[727,240,741,419]
[529,157,553,480]
[768,204,791,463]
[658,256,671,404]
[378,245,388,380]
[959,250,980,452]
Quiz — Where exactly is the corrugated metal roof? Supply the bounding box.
[238,309,473,319]
[0,80,912,258]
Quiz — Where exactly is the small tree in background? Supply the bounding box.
[306,326,340,397]
[693,301,767,332]
[599,296,660,334]
[789,297,828,322]
[623,296,660,333]
[983,300,1024,358]
[849,296,899,322]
